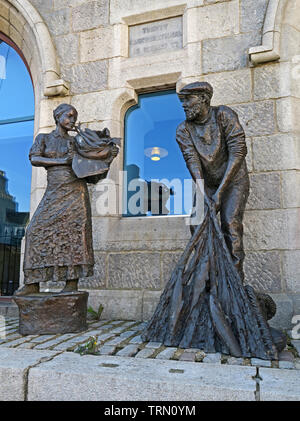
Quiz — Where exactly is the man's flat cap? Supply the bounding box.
[178,82,213,98]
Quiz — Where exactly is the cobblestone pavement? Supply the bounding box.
[0,317,299,370]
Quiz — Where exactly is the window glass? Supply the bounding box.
[0,39,34,295]
[124,90,192,217]
[0,120,34,212]
[0,40,34,121]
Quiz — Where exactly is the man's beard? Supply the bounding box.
[185,103,205,121]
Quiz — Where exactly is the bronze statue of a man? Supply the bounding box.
[176,82,249,281]
[142,81,285,359]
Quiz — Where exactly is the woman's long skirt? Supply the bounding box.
[23,165,94,283]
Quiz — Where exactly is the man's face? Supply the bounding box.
[179,94,208,121]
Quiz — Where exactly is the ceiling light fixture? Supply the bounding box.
[144,146,168,162]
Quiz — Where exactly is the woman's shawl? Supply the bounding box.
[72,126,120,183]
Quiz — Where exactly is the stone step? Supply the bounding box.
[1,348,300,401]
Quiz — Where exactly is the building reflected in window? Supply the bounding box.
[0,171,29,295]
[0,170,29,239]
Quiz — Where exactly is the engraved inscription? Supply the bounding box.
[129,17,183,57]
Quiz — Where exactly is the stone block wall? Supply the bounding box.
[0,0,299,328]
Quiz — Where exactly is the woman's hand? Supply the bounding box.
[111,145,119,158]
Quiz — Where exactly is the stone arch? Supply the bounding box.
[111,88,138,132]
[0,0,68,99]
[278,1,300,135]
[278,0,300,318]
[249,0,289,65]
[106,88,137,191]
[0,0,71,218]
[249,0,300,137]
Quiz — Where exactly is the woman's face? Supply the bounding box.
[58,108,78,131]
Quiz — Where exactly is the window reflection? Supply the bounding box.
[0,120,33,212]
[0,39,34,295]
[0,40,34,121]
[123,90,192,217]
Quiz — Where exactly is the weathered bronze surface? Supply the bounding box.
[13,104,119,334]
[142,82,286,359]
[72,126,120,183]
[14,292,88,335]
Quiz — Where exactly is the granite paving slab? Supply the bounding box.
[27,353,258,401]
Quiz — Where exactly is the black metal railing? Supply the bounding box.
[0,235,23,296]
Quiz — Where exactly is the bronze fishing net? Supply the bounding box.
[142,197,279,360]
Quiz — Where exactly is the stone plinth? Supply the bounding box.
[13,292,88,336]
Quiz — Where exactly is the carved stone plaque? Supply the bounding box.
[129,16,183,57]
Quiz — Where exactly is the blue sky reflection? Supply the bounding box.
[124,91,192,216]
[0,40,34,212]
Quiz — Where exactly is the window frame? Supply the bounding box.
[123,89,192,218]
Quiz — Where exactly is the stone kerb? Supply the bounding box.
[0,347,263,401]
[1,317,299,401]
[0,348,59,401]
[27,353,258,401]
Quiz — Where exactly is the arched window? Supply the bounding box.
[123,90,193,217]
[0,34,34,295]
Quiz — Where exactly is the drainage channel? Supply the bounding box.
[252,366,263,401]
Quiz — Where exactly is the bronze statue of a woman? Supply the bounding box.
[15,103,118,296]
